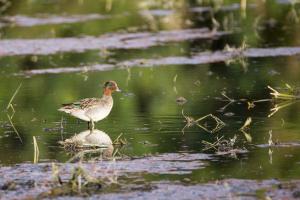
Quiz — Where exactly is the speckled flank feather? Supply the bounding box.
[58,95,113,122]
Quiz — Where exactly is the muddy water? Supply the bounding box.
[1,0,300,199]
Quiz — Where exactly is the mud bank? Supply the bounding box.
[0,152,299,199]
[0,3,249,28]
[76,179,300,200]
[0,28,228,56]
[21,47,300,76]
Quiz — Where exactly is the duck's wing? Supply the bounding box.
[59,98,100,111]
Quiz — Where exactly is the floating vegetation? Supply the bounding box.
[202,135,235,151]
[202,135,247,157]
[201,117,253,156]
[181,109,226,134]
[267,84,300,117]
[246,99,272,110]
[217,85,299,118]
[247,101,255,109]
[268,85,298,100]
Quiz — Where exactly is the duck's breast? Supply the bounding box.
[85,103,113,122]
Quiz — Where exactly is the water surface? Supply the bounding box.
[1,0,300,198]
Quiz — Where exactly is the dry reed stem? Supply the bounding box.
[33,136,39,164]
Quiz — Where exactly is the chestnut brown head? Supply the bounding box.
[103,81,121,95]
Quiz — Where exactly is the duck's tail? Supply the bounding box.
[58,105,72,113]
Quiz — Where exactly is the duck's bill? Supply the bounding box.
[116,87,122,92]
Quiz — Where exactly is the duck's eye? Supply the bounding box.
[104,82,111,87]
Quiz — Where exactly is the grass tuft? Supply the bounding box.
[6,83,22,112]
[181,109,226,134]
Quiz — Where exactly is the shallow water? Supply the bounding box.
[1,0,300,198]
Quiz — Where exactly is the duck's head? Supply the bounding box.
[103,80,121,95]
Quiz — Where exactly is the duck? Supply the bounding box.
[58,80,121,130]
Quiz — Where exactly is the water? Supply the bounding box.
[1,0,300,198]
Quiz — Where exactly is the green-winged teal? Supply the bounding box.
[58,80,120,129]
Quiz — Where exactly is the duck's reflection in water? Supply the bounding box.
[60,129,114,162]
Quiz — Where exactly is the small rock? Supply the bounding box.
[224,112,235,117]
[293,191,300,198]
[176,97,187,105]
[1,181,17,190]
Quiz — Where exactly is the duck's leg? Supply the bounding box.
[91,120,95,130]
[89,120,95,131]
[88,121,90,129]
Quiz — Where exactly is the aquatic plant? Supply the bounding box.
[43,163,105,197]
[6,83,22,114]
[268,85,298,100]
[181,109,225,134]
[268,85,300,117]
[6,83,23,143]
[113,133,127,146]
[202,134,247,158]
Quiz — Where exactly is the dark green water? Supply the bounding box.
[1,0,300,183]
